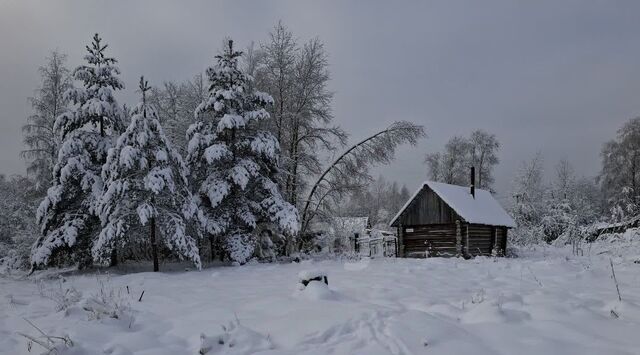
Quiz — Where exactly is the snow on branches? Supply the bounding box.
[31,34,124,269]
[55,33,125,139]
[97,77,200,270]
[187,39,299,263]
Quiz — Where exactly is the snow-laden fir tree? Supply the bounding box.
[186,39,299,264]
[31,34,125,269]
[96,77,201,271]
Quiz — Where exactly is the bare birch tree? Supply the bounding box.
[469,130,500,189]
[255,21,347,208]
[425,136,471,185]
[148,74,208,154]
[21,51,72,191]
[425,130,500,190]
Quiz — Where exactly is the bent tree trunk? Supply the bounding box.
[301,121,425,235]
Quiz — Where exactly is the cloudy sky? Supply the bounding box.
[1,1,639,198]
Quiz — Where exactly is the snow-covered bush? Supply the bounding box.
[82,276,133,323]
[37,279,82,313]
[541,199,574,242]
[509,156,602,247]
[506,223,545,247]
[586,228,640,261]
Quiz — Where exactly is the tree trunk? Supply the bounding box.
[150,216,159,272]
[210,236,215,262]
[289,118,300,205]
[110,249,118,267]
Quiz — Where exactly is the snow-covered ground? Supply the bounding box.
[2,245,640,355]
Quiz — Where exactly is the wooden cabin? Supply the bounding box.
[389,178,516,258]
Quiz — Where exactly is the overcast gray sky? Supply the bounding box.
[1,1,639,198]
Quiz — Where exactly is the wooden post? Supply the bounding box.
[491,227,498,255]
[398,225,404,257]
[455,220,462,256]
[502,227,508,254]
[465,223,470,256]
[394,237,398,257]
[150,216,159,272]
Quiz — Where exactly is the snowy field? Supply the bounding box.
[2,246,640,355]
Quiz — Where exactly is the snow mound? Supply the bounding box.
[300,281,333,300]
[199,321,274,355]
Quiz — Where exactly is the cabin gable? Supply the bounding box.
[392,185,463,226]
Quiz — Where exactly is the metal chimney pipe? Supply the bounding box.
[470,166,475,199]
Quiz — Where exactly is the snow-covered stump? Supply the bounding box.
[295,269,340,301]
[298,270,328,288]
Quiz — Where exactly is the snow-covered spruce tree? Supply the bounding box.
[96,77,201,271]
[31,34,125,269]
[186,39,299,264]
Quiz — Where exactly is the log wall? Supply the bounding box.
[402,223,508,258]
[402,224,457,257]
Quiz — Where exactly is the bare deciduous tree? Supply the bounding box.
[425,136,471,185]
[148,74,208,154]
[469,130,500,189]
[425,130,500,190]
[599,117,640,218]
[255,21,347,208]
[21,51,72,191]
[340,176,412,229]
[509,153,546,245]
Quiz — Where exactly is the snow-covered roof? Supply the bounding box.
[389,181,516,228]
